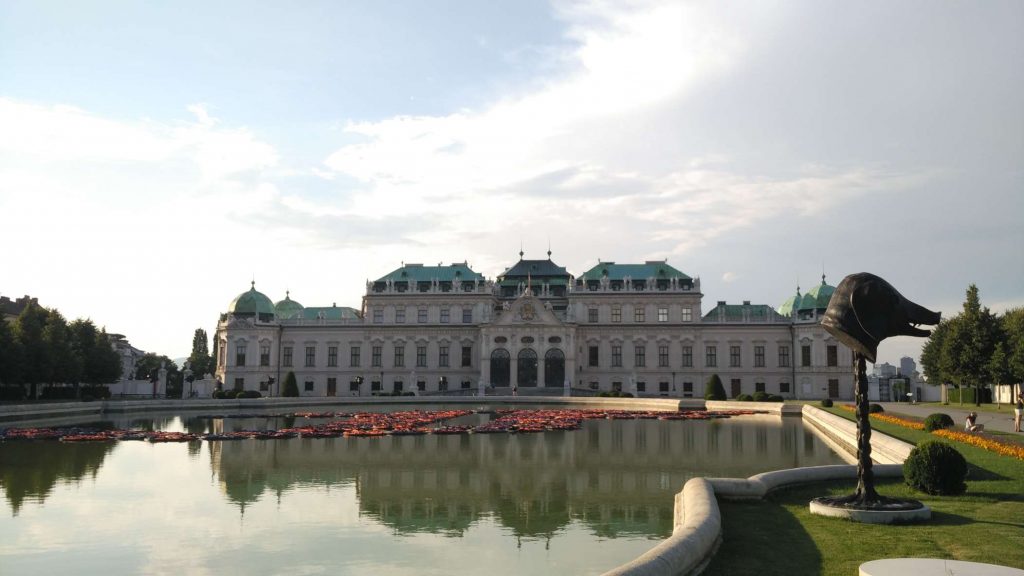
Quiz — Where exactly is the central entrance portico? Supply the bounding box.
[480,290,576,390]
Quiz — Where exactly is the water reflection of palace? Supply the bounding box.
[207,416,844,538]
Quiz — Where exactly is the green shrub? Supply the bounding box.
[947,387,991,404]
[869,403,884,413]
[238,390,262,399]
[752,391,770,402]
[767,395,784,402]
[903,441,967,496]
[704,374,726,401]
[737,393,753,401]
[923,413,954,432]
[820,398,833,408]
[282,371,299,397]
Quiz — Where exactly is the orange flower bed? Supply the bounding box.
[933,429,1024,461]
[838,403,1024,460]
[839,404,925,430]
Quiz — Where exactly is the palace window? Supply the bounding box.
[683,382,693,393]
[802,345,812,367]
[634,307,645,323]
[827,345,838,367]
[235,343,246,367]
[755,382,765,393]
[395,308,405,323]
[282,346,293,367]
[634,345,646,367]
[754,345,765,368]
[780,381,790,393]
[371,346,382,367]
[304,380,314,392]
[705,345,717,367]
[778,345,791,368]
[682,308,693,322]
[305,346,316,367]
[440,308,450,323]
[418,308,428,323]
[612,345,623,367]
[589,346,599,367]
[682,346,693,367]
[350,346,360,367]
[260,344,270,367]
[328,346,338,367]
[611,305,621,323]
[439,346,449,368]
[658,307,668,322]
[730,345,741,367]
[462,307,472,323]
[416,346,427,368]
[394,345,405,367]
[461,346,472,367]
[372,308,383,323]
[658,346,669,367]
[588,307,598,323]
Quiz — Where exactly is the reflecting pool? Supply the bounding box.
[0,408,846,575]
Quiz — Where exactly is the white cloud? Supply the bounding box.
[722,272,738,283]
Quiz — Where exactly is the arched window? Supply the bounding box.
[490,349,510,387]
[544,348,565,387]
[518,348,538,387]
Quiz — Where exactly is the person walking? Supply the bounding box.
[1014,393,1023,433]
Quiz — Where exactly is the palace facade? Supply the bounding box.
[214,256,853,400]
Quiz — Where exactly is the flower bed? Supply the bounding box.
[933,429,1024,461]
[840,404,1024,461]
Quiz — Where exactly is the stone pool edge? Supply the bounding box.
[601,404,914,576]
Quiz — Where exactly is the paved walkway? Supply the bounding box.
[876,402,1020,434]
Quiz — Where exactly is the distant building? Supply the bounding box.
[215,255,855,400]
[899,356,916,379]
[0,294,39,323]
[108,334,144,383]
[873,362,898,378]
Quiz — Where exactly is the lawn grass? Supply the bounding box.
[702,407,1024,575]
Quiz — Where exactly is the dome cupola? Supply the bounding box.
[275,291,304,319]
[228,281,275,317]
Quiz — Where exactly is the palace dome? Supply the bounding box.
[275,292,304,319]
[803,275,836,310]
[228,282,275,316]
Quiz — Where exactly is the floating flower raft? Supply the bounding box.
[0,408,762,443]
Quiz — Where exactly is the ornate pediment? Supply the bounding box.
[494,293,562,327]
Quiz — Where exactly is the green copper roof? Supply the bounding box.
[275,292,304,320]
[228,282,275,316]
[804,276,836,309]
[578,261,690,281]
[778,290,800,316]
[702,301,778,322]
[376,263,484,283]
[301,306,361,321]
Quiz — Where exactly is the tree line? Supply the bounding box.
[0,302,122,399]
[920,285,1024,405]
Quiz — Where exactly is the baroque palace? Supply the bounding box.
[215,254,852,400]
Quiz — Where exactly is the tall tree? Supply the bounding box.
[1002,307,1024,401]
[43,310,80,388]
[93,329,124,384]
[939,285,999,406]
[920,319,950,385]
[0,317,24,389]
[15,303,51,398]
[187,328,213,378]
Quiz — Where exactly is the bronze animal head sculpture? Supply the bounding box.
[822,272,941,363]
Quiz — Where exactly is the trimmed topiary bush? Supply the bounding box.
[923,413,955,432]
[736,393,753,401]
[238,390,262,399]
[282,371,299,397]
[752,391,770,402]
[820,398,833,408]
[767,394,784,402]
[903,440,967,496]
[704,374,726,401]
[869,403,885,413]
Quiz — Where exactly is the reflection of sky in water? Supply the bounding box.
[0,412,846,575]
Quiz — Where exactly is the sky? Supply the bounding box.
[1,0,1022,366]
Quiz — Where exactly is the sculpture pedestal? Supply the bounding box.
[810,496,930,524]
[860,558,1024,576]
